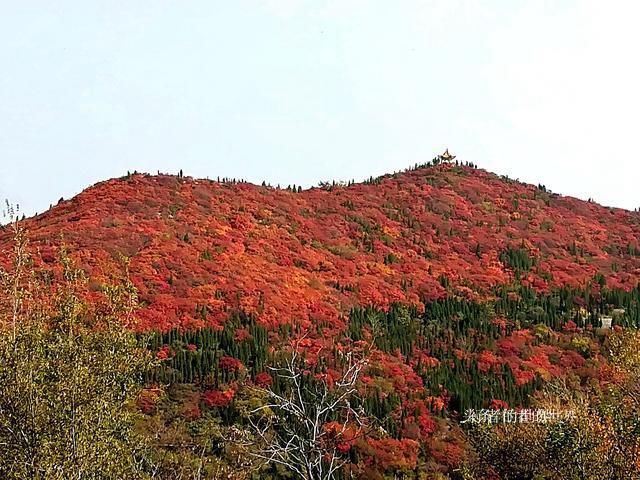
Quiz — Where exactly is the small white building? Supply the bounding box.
[600,316,613,329]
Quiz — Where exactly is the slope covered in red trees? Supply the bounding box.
[7,162,639,332]
[3,162,640,476]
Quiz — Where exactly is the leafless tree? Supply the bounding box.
[247,339,370,480]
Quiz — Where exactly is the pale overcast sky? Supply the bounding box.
[1,1,639,217]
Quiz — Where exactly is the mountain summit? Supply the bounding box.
[6,162,639,331]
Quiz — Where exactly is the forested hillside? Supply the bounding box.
[2,160,640,478]
[9,161,640,330]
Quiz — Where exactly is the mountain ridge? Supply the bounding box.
[4,162,639,332]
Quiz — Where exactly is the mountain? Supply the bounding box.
[7,162,640,331]
[3,161,640,476]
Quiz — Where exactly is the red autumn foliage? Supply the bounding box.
[219,356,244,372]
[4,164,638,332]
[559,350,586,369]
[323,421,361,454]
[489,399,509,410]
[3,164,640,476]
[202,388,235,408]
[427,396,447,413]
[428,440,468,468]
[234,328,252,342]
[402,399,437,438]
[254,371,273,388]
[359,437,420,471]
[477,350,501,373]
[156,344,173,360]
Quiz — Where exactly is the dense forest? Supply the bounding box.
[1,161,639,478]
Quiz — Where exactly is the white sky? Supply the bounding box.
[1,0,639,216]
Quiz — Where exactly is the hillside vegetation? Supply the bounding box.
[9,162,640,330]
[1,161,639,478]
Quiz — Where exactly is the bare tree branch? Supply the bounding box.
[245,339,371,480]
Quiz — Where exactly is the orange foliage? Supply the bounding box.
[359,437,420,471]
[4,165,638,332]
